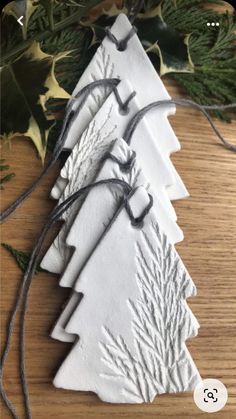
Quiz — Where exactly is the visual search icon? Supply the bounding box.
[194,378,228,413]
[204,388,218,403]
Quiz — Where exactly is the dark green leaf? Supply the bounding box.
[3,0,38,40]
[135,16,194,75]
[0,41,70,161]
[84,3,194,75]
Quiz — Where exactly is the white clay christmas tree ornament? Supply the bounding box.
[51,13,188,202]
[41,80,186,274]
[51,138,184,342]
[53,186,201,402]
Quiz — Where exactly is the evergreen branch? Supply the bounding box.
[161,1,236,121]
[0,160,10,171]
[1,0,101,64]
[1,0,235,159]
[1,243,44,274]
[0,160,15,189]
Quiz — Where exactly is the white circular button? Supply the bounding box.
[194,378,228,413]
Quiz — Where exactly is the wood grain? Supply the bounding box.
[1,79,236,419]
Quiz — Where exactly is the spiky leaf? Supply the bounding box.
[135,3,193,74]
[85,3,194,75]
[0,41,70,161]
[4,0,38,40]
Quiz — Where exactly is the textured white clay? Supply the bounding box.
[51,138,183,342]
[53,186,201,402]
[51,13,188,202]
[51,292,81,343]
[41,80,186,274]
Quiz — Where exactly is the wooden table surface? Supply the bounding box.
[1,79,236,419]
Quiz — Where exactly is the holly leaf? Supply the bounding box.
[0,41,70,162]
[3,0,38,40]
[3,0,56,39]
[135,4,194,75]
[101,4,129,17]
[84,2,194,75]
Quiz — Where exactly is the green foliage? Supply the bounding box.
[131,12,194,75]
[0,0,235,169]
[1,243,44,274]
[86,2,194,75]
[161,0,236,121]
[0,42,70,161]
[0,0,101,163]
[0,159,15,189]
[90,0,236,121]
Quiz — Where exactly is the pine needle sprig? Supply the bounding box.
[1,243,44,274]
[41,25,94,94]
[0,0,101,65]
[161,0,236,121]
[0,160,15,189]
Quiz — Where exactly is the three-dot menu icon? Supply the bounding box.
[207,22,220,26]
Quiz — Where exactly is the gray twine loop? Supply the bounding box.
[113,86,136,114]
[124,188,154,228]
[101,149,137,173]
[105,26,137,51]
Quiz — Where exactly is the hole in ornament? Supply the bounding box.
[119,106,129,115]
[131,219,144,229]
[120,152,136,173]
[117,41,127,52]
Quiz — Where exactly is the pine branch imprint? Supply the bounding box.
[107,141,149,207]
[89,45,119,116]
[53,105,118,257]
[100,223,199,403]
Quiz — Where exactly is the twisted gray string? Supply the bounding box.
[101,150,137,173]
[0,178,134,419]
[105,26,137,51]
[124,188,153,228]
[113,86,136,113]
[124,99,236,152]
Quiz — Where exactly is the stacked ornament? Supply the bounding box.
[41,14,201,403]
